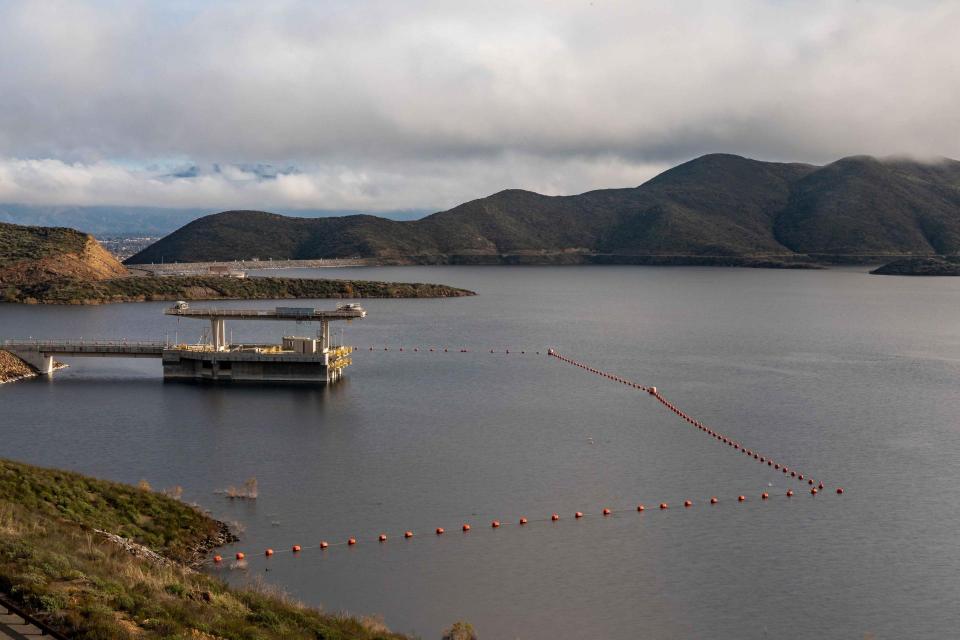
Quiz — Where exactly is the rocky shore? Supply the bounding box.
[0,350,37,384]
[0,350,67,384]
[871,256,960,276]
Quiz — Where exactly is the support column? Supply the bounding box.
[320,320,330,351]
[10,350,54,375]
[211,318,226,351]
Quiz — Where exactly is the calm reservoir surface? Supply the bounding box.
[2,266,960,639]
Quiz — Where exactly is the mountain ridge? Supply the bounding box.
[126,154,960,264]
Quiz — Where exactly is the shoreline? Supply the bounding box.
[0,457,411,638]
[0,350,67,385]
[126,252,938,270]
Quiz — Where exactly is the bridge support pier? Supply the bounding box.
[211,318,226,351]
[8,350,54,375]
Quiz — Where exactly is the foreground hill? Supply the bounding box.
[0,457,410,639]
[127,154,960,265]
[0,221,129,283]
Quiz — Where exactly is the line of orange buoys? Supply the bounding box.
[210,347,845,566]
[356,346,543,354]
[211,488,837,565]
[547,348,842,493]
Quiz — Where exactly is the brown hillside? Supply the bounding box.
[0,223,128,284]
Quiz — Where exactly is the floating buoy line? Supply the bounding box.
[546,349,831,490]
[213,347,844,566]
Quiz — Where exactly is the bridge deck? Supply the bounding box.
[2,340,167,357]
[165,306,365,321]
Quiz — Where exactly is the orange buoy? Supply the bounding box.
[292,545,302,552]
[684,500,692,507]
[435,527,444,535]
[602,508,612,516]
[786,490,794,497]
[491,520,500,528]
[348,537,357,545]
[551,513,560,521]
[575,511,584,518]
[213,555,223,563]
[320,541,329,549]
[738,495,746,502]
[519,517,528,525]
[811,488,818,495]
[265,548,274,556]
[659,503,668,510]
[637,504,645,512]
[379,534,387,542]
[235,552,245,560]
[462,524,471,532]
[836,487,844,494]
[761,492,769,500]
[710,497,718,504]
[404,531,413,538]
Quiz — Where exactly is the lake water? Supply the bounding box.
[2,265,960,639]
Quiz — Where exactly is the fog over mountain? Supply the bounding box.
[1,1,958,216]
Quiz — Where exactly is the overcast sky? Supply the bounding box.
[0,0,957,212]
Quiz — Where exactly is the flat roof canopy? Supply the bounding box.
[164,305,366,321]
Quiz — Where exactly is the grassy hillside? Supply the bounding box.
[0,458,409,639]
[126,154,960,265]
[0,222,88,267]
[3,274,474,304]
[0,222,128,283]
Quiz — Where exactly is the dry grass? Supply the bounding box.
[0,459,412,640]
[222,476,258,500]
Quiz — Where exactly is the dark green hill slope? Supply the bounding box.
[126,154,960,264]
[774,156,960,254]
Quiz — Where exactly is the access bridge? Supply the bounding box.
[2,303,366,384]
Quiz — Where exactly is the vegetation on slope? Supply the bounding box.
[0,222,128,283]
[0,458,409,639]
[2,274,474,304]
[126,154,960,265]
[0,222,88,267]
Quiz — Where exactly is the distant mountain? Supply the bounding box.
[126,154,960,265]
[0,205,430,236]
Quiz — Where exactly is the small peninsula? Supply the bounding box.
[0,221,474,304]
[870,256,960,276]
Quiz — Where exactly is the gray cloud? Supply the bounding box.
[0,0,957,211]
